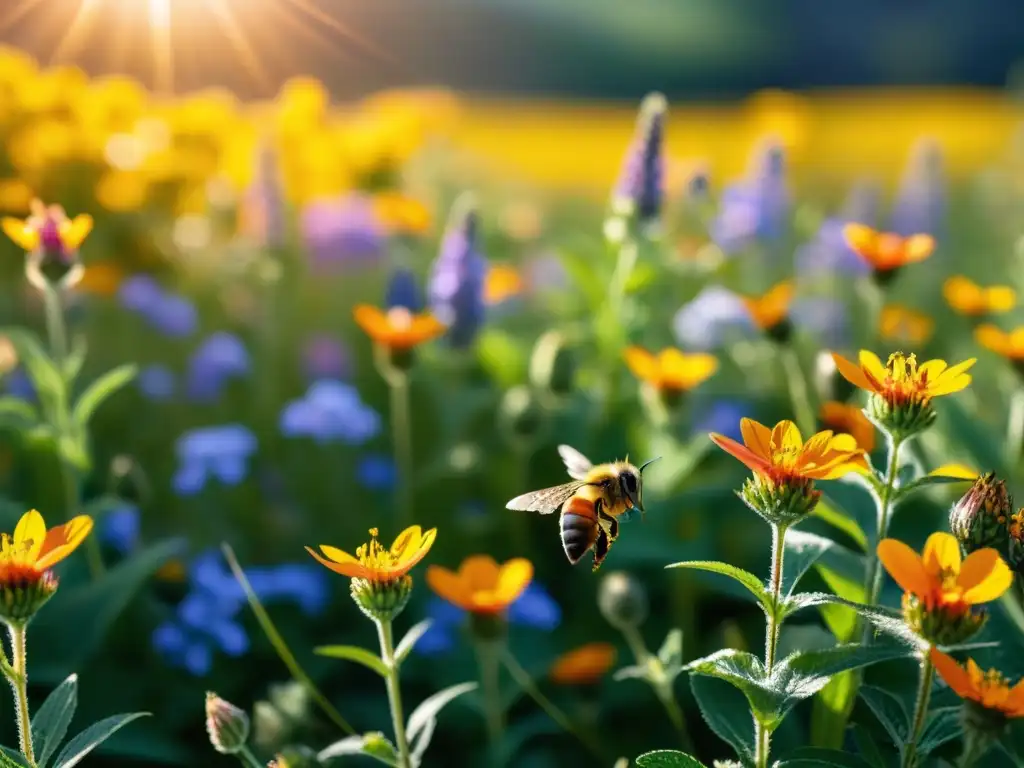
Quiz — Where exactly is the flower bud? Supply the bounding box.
[1007,510,1024,573]
[252,701,288,752]
[739,474,820,527]
[529,330,576,399]
[950,473,1011,555]
[350,575,413,622]
[597,571,649,631]
[866,391,936,440]
[498,385,544,443]
[205,692,251,755]
[901,594,987,646]
[0,571,58,624]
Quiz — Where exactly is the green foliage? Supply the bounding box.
[774,747,876,767]
[689,675,754,764]
[31,674,78,767]
[405,681,478,757]
[70,363,138,430]
[664,560,773,616]
[51,712,151,768]
[318,732,399,766]
[314,644,389,677]
[635,750,709,767]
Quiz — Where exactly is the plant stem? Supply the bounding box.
[62,463,103,578]
[780,345,817,439]
[861,435,905,642]
[6,622,34,766]
[41,283,68,365]
[376,619,412,768]
[1007,387,1024,467]
[473,640,505,757]
[237,745,264,768]
[755,523,788,768]
[500,648,605,764]
[956,727,993,768]
[621,624,693,752]
[376,345,414,527]
[902,654,934,768]
[610,237,638,322]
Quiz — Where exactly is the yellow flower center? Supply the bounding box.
[386,307,413,331]
[974,667,1013,708]
[355,528,394,571]
[882,352,929,406]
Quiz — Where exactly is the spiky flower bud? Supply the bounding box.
[0,571,58,624]
[598,571,649,631]
[866,390,936,439]
[901,594,987,646]
[739,474,820,527]
[950,473,1011,555]
[529,330,576,398]
[610,92,666,234]
[350,575,413,622]
[205,692,251,755]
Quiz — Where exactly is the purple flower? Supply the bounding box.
[280,380,380,445]
[692,400,748,442]
[302,334,350,382]
[791,297,849,349]
[357,454,396,490]
[173,424,257,496]
[148,294,198,338]
[385,267,423,312]
[100,504,140,555]
[300,194,384,270]
[795,219,870,277]
[186,332,250,402]
[611,92,666,225]
[672,286,752,350]
[137,364,176,401]
[892,138,946,239]
[428,195,486,348]
[711,141,791,255]
[118,275,163,312]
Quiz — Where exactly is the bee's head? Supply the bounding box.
[620,457,661,513]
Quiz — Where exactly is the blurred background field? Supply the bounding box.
[0,1,1024,766]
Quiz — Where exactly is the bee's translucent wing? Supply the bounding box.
[506,481,585,515]
[557,445,593,481]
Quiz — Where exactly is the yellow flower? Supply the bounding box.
[709,417,867,483]
[1,198,92,255]
[877,532,1011,615]
[880,305,934,345]
[353,305,446,350]
[843,223,934,273]
[305,526,436,583]
[944,276,1016,317]
[549,643,617,685]
[372,193,431,236]
[819,401,877,453]
[624,347,718,393]
[975,325,1024,363]
[0,509,93,584]
[930,648,1024,718]
[832,351,975,407]
[426,555,533,614]
[484,264,524,306]
[0,180,34,214]
[741,281,794,334]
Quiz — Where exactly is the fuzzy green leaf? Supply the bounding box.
[0,748,30,768]
[665,560,772,615]
[635,750,709,767]
[317,732,398,766]
[658,629,684,677]
[71,364,137,429]
[783,593,920,647]
[849,722,887,768]
[314,645,389,677]
[782,530,842,599]
[2,329,62,401]
[917,707,963,757]
[31,674,78,767]
[858,686,907,747]
[689,675,755,765]
[812,495,868,552]
[405,682,477,745]
[394,620,433,666]
[52,712,150,768]
[685,649,778,728]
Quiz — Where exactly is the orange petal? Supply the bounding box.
[709,432,772,474]
[877,538,930,597]
[903,234,935,264]
[959,549,1013,604]
[404,314,446,347]
[771,420,803,453]
[458,554,501,590]
[624,347,658,384]
[400,527,437,571]
[975,324,1009,357]
[353,305,390,344]
[739,417,773,460]
[426,564,472,610]
[930,648,976,702]
[34,514,93,570]
[922,532,961,578]
[305,546,364,578]
[1005,679,1024,716]
[832,352,875,392]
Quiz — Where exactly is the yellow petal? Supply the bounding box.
[740,418,773,460]
[959,549,1013,604]
[928,464,978,480]
[1,217,39,252]
[985,286,1016,313]
[458,554,501,590]
[306,546,363,578]
[623,347,658,383]
[13,509,46,563]
[771,420,802,453]
[59,214,93,250]
[317,544,360,566]
[34,515,93,570]
[494,558,533,605]
[922,531,961,578]
[390,525,424,559]
[903,234,935,263]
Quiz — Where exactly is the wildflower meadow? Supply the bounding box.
[1,16,1024,768]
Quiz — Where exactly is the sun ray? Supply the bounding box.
[282,0,402,72]
[149,0,173,93]
[0,0,47,33]
[50,0,103,63]
[206,0,273,92]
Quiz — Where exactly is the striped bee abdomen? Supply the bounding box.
[560,511,597,564]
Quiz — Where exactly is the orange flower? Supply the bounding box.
[0,509,93,584]
[549,642,617,685]
[1,198,92,255]
[943,276,1016,317]
[975,325,1024,362]
[930,648,1024,718]
[624,347,718,392]
[741,281,794,333]
[373,193,431,236]
[306,526,436,583]
[819,401,876,453]
[710,417,867,484]
[832,351,975,407]
[843,223,934,273]
[880,305,934,346]
[353,305,446,350]
[77,263,123,297]
[877,531,1012,615]
[484,264,524,306]
[426,555,533,614]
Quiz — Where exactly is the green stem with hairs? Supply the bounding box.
[862,434,905,640]
[6,622,34,766]
[755,523,788,768]
[376,619,412,768]
[236,745,263,768]
[902,654,934,768]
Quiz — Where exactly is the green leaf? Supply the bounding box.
[31,674,78,767]
[31,538,187,684]
[52,712,149,768]
[858,685,907,747]
[0,748,30,768]
[685,649,778,728]
[689,675,755,765]
[849,722,886,768]
[317,732,398,766]
[774,747,874,768]
[394,620,432,666]
[71,364,137,429]
[783,593,919,647]
[917,706,963,757]
[812,496,868,552]
[475,329,526,389]
[810,672,856,750]
[635,750,708,768]
[666,560,772,616]
[0,397,38,430]
[2,329,62,401]
[63,336,87,384]
[405,682,477,745]
[658,629,684,675]
[782,530,842,599]
[939,398,1009,477]
[314,645,388,677]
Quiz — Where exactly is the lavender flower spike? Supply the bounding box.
[428,193,487,349]
[611,92,667,227]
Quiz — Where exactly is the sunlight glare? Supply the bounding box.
[148,0,170,29]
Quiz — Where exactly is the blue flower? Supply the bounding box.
[357,454,396,490]
[173,424,257,496]
[794,219,870,277]
[672,286,752,350]
[280,380,380,445]
[791,297,849,349]
[692,400,748,442]
[118,275,163,312]
[415,582,562,657]
[243,563,329,617]
[186,332,251,402]
[301,194,385,271]
[385,267,423,312]
[302,334,350,382]
[137,364,176,401]
[428,195,487,348]
[611,92,666,225]
[148,293,198,338]
[5,368,35,402]
[710,141,791,255]
[100,504,140,555]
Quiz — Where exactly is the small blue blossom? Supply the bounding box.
[672,286,752,350]
[795,219,870,277]
[100,504,140,555]
[148,294,198,338]
[692,400,748,442]
[137,364,176,401]
[244,564,329,617]
[173,424,257,496]
[280,380,381,445]
[428,195,486,349]
[5,368,35,402]
[415,582,562,657]
[710,141,791,255]
[302,334,350,382]
[892,138,946,239]
[118,275,163,312]
[186,332,251,402]
[357,454,396,490]
[385,267,423,312]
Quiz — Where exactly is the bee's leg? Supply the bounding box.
[598,507,619,541]
[591,524,610,572]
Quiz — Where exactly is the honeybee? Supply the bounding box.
[505,445,661,571]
